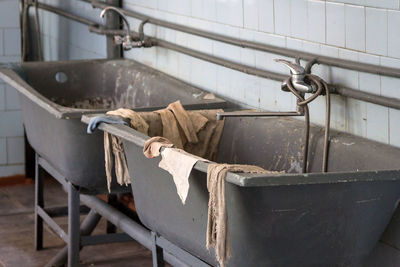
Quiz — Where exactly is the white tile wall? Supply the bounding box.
[326,2,345,47]
[345,5,365,51]
[388,10,400,58]
[5,85,20,110]
[274,0,291,36]
[6,137,24,164]
[307,0,325,43]
[0,138,6,165]
[259,0,274,33]
[4,28,21,56]
[0,0,24,177]
[366,7,388,56]
[32,0,400,152]
[291,0,308,39]
[0,84,5,111]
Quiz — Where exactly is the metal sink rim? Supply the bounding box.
[0,58,226,119]
[81,113,400,187]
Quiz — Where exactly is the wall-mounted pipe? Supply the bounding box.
[29,1,400,111]
[84,0,400,80]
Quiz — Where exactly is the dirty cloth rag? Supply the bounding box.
[141,101,224,204]
[143,136,174,158]
[206,164,275,267]
[155,101,208,149]
[104,108,149,192]
[144,136,208,204]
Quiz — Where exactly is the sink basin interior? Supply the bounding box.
[87,111,400,176]
[17,59,222,110]
[216,116,400,174]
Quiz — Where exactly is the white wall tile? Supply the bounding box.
[389,108,400,147]
[0,85,5,111]
[243,75,260,108]
[307,0,325,43]
[330,95,347,131]
[346,98,367,137]
[330,0,398,10]
[388,10,400,59]
[240,29,256,67]
[192,0,217,21]
[381,77,400,99]
[0,56,20,63]
[274,0,291,36]
[128,0,157,9]
[0,1,20,28]
[286,37,303,51]
[290,0,308,39]
[244,0,258,30]
[380,56,400,68]
[0,30,3,55]
[6,137,24,164]
[326,2,345,47]
[345,5,365,51]
[364,0,398,10]
[0,111,23,138]
[259,0,274,33]
[366,103,389,143]
[0,138,6,165]
[5,85,20,110]
[303,40,320,54]
[259,79,278,111]
[366,7,388,56]
[358,53,381,95]
[216,0,243,27]
[0,165,24,177]
[4,28,21,56]
[331,49,359,90]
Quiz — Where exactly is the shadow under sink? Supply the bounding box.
[81,113,400,266]
[0,59,226,193]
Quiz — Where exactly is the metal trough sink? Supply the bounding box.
[81,113,400,266]
[0,59,226,193]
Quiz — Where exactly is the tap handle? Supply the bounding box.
[275,59,305,75]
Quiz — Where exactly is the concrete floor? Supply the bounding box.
[0,179,153,267]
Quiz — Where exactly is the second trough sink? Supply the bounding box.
[81,113,400,266]
[0,59,226,192]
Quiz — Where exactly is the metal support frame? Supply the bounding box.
[34,153,134,267]
[152,232,165,267]
[35,154,211,267]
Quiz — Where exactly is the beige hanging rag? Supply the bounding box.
[159,147,208,204]
[104,108,149,192]
[206,164,277,267]
[143,136,174,158]
[143,136,208,204]
[155,101,208,148]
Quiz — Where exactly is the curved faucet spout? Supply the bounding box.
[100,6,134,50]
[100,6,131,36]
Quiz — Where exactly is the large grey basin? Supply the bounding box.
[81,113,400,266]
[0,59,226,193]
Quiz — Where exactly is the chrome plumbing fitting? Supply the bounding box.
[100,6,144,50]
[275,59,317,94]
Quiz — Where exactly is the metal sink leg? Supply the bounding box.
[34,153,44,251]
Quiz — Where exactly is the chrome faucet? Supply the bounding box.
[216,59,315,121]
[275,59,316,94]
[100,6,143,50]
[216,58,331,174]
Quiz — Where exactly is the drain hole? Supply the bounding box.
[55,72,68,83]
